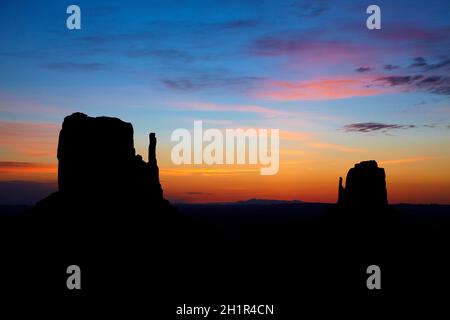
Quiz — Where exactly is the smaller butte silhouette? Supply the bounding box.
[338,160,388,210]
[325,160,398,230]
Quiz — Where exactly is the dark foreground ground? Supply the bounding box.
[1,202,449,317]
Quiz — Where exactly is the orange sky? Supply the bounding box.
[2,120,449,204]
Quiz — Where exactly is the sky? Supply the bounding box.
[1,0,450,205]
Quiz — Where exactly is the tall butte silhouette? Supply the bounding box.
[56,112,166,206]
[30,112,178,245]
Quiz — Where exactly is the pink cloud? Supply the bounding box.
[256,78,382,101]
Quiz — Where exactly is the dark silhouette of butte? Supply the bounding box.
[326,160,398,230]
[31,112,177,238]
[57,112,166,206]
[337,160,388,209]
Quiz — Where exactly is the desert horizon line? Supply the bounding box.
[1,191,449,207]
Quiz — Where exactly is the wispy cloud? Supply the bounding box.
[213,19,261,30]
[286,1,329,18]
[355,67,372,73]
[384,64,400,70]
[162,74,265,92]
[375,75,450,95]
[427,58,450,70]
[174,101,289,117]
[251,33,364,60]
[409,56,450,70]
[0,161,57,174]
[0,121,59,158]
[343,122,416,133]
[410,57,428,68]
[257,78,381,101]
[379,157,434,165]
[44,62,114,72]
[376,75,422,86]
